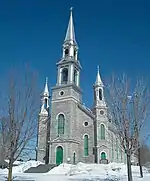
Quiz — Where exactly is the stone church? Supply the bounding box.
[37,8,126,165]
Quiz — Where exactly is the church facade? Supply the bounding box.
[37,9,126,165]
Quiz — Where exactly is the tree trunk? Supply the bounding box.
[8,161,13,181]
[138,147,143,178]
[127,154,133,181]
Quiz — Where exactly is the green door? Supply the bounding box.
[101,152,106,159]
[56,146,63,165]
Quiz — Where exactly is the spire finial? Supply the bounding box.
[70,7,73,11]
[46,77,48,84]
[97,65,99,73]
[64,7,77,44]
[44,77,49,95]
[95,66,103,86]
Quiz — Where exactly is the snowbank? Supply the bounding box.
[45,162,149,177]
[5,160,24,166]
[13,160,44,173]
[44,163,73,175]
[0,160,44,174]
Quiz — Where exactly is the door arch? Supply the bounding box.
[56,146,63,165]
[101,152,106,160]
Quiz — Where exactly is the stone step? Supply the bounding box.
[24,164,56,173]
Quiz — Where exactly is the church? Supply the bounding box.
[36,8,126,165]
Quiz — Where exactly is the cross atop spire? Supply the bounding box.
[95,65,103,87]
[64,7,77,45]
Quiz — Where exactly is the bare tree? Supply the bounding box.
[0,66,39,181]
[106,74,150,181]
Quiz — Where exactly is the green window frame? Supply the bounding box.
[100,124,105,140]
[84,135,89,156]
[58,114,65,134]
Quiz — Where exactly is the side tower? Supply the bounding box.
[37,78,50,163]
[93,66,110,163]
[49,8,82,165]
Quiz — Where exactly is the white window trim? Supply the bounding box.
[56,112,66,120]
[83,121,89,127]
[83,133,89,139]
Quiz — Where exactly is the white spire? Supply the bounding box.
[95,65,103,86]
[64,7,77,44]
[43,77,49,96]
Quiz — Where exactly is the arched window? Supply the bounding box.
[100,124,105,140]
[65,49,69,56]
[101,152,106,160]
[94,90,96,101]
[44,98,48,109]
[84,135,89,156]
[99,89,102,100]
[74,50,76,57]
[73,69,78,85]
[61,68,68,84]
[58,114,65,134]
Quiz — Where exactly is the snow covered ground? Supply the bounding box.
[0,161,150,181]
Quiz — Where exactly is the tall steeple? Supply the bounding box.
[93,66,106,107]
[61,7,78,60]
[40,77,50,115]
[64,7,77,45]
[37,77,50,164]
[56,8,81,89]
[95,66,103,87]
[43,77,49,97]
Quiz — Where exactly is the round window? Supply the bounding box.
[60,91,64,96]
[100,110,104,115]
[84,121,88,126]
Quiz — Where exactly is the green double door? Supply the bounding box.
[56,146,63,165]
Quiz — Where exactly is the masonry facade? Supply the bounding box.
[37,9,126,165]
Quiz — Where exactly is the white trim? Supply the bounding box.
[56,112,66,120]
[100,123,106,128]
[52,96,79,103]
[55,145,64,152]
[83,121,89,127]
[59,90,65,96]
[70,64,74,83]
[82,133,89,139]
[100,151,107,159]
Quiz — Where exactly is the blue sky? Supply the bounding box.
[0,0,150,108]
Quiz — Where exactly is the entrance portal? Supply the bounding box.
[101,152,106,159]
[56,146,63,165]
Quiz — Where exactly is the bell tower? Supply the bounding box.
[37,78,50,163]
[93,66,108,163]
[56,7,81,90]
[50,8,82,164]
[94,66,106,108]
